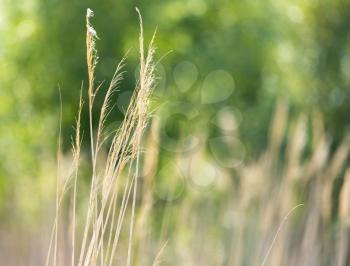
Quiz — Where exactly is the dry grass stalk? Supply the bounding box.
[46,7,157,266]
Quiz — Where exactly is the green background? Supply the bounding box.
[1,0,350,216]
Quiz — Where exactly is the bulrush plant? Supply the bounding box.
[46,8,157,266]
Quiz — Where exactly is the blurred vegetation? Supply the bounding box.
[1,0,350,217]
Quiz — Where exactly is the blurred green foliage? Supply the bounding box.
[1,0,350,215]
